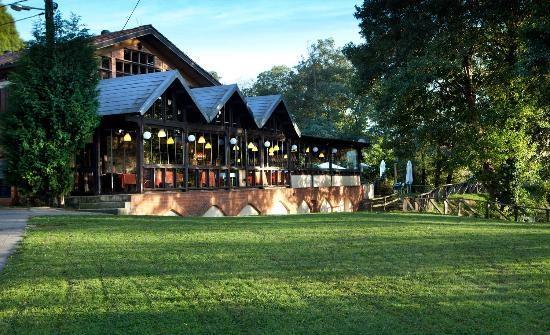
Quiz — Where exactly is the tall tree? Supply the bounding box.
[346,0,548,203]
[246,39,369,139]
[0,14,99,205]
[0,3,24,53]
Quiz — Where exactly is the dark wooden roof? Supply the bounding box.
[94,25,220,87]
[0,25,221,87]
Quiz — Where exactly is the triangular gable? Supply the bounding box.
[191,84,255,123]
[94,25,220,87]
[247,95,301,137]
[97,70,201,116]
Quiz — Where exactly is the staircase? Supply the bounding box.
[65,194,132,215]
[359,193,401,212]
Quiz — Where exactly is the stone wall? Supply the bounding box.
[129,186,364,216]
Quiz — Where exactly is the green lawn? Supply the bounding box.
[0,213,548,334]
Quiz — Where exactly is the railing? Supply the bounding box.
[361,193,400,211]
[402,196,550,223]
[417,182,485,200]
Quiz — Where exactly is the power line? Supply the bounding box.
[0,0,28,10]
[122,0,141,30]
[0,11,43,27]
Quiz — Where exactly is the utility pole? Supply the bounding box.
[44,0,55,46]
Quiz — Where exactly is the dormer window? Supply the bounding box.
[115,48,161,77]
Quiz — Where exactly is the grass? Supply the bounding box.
[448,193,490,201]
[0,212,548,334]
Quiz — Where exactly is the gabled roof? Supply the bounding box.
[94,25,220,87]
[97,70,199,116]
[191,84,254,123]
[247,95,301,137]
[0,25,220,86]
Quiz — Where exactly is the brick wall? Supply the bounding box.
[129,186,364,216]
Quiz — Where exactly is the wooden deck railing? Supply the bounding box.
[402,197,550,223]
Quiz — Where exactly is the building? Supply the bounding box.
[0,25,368,215]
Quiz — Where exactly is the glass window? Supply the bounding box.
[188,133,224,167]
[246,138,260,167]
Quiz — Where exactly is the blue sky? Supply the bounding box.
[12,0,362,84]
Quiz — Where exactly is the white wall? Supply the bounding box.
[291,174,360,188]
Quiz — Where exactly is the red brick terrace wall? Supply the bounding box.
[129,186,363,216]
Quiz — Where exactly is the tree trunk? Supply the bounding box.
[421,168,427,185]
[434,159,442,187]
[446,171,453,184]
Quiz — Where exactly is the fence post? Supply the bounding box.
[485,202,490,219]
[444,200,448,215]
[514,205,519,223]
[457,200,462,216]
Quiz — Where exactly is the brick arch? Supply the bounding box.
[270,201,290,215]
[238,204,261,216]
[344,197,354,212]
[297,200,311,214]
[332,199,345,213]
[203,205,226,217]
[319,199,332,213]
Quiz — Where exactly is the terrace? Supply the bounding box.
[73,70,367,196]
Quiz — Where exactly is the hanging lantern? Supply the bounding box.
[332,148,338,154]
[283,154,288,159]
[264,141,271,148]
[305,147,310,153]
[273,144,280,151]
[123,133,132,142]
[233,145,240,151]
[237,158,241,163]
[167,137,175,145]
[205,142,212,149]
[230,137,238,145]
[319,152,325,158]
[158,129,167,138]
[313,147,319,153]
[269,150,274,156]
[187,134,196,142]
[198,135,206,144]
[143,131,152,140]
[291,144,298,152]
[251,145,258,152]
[248,142,255,149]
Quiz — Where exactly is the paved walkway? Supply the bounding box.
[0,208,96,271]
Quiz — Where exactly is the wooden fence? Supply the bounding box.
[402,197,550,223]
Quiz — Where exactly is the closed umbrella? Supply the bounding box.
[406,160,413,185]
[379,160,386,178]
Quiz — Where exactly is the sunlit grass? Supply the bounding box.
[0,212,548,334]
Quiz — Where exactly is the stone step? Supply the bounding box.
[66,194,132,205]
[76,208,130,215]
[78,201,130,210]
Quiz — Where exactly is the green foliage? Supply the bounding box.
[1,213,548,334]
[346,0,549,203]
[0,3,24,52]
[0,14,99,203]
[246,39,369,139]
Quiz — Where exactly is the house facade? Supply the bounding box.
[0,25,368,215]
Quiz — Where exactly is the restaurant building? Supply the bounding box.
[0,25,368,215]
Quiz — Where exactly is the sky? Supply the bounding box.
[11,0,362,84]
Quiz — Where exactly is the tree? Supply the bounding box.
[345,0,548,203]
[246,39,369,139]
[0,3,24,53]
[243,65,293,97]
[0,14,99,205]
